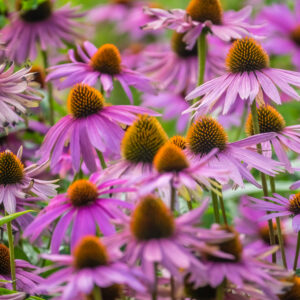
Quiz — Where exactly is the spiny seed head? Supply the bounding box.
[17,0,52,22]
[226,37,269,73]
[187,116,228,155]
[67,84,104,118]
[279,276,300,300]
[121,115,168,164]
[67,179,98,207]
[171,32,197,58]
[206,226,243,262]
[74,236,108,269]
[184,280,216,300]
[186,0,223,24]
[288,193,300,216]
[30,65,46,88]
[246,105,285,136]
[153,143,189,173]
[169,136,186,150]
[0,151,24,185]
[291,26,300,46]
[130,195,175,241]
[0,244,10,275]
[90,44,122,75]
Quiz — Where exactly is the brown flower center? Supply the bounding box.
[291,25,300,46]
[17,0,52,22]
[0,151,24,185]
[85,284,123,300]
[206,226,243,262]
[226,37,269,73]
[169,136,186,150]
[186,0,223,24]
[67,179,98,207]
[187,116,227,155]
[288,193,300,215]
[171,32,197,58]
[30,65,46,88]
[0,244,10,275]
[121,115,168,164]
[279,276,300,300]
[259,222,286,246]
[74,236,108,269]
[154,143,189,173]
[67,84,104,118]
[130,195,175,241]
[246,105,285,136]
[90,44,122,75]
[184,279,216,300]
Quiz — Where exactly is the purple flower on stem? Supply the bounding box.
[0,147,58,214]
[185,37,300,115]
[46,42,154,102]
[245,105,300,173]
[249,192,300,232]
[186,116,283,188]
[2,0,84,64]
[105,195,233,286]
[38,84,158,173]
[39,235,145,300]
[143,1,258,49]
[24,174,135,252]
[0,244,44,294]
[258,1,300,70]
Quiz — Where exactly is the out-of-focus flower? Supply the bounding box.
[185,38,300,115]
[39,84,158,172]
[24,174,135,252]
[2,0,84,64]
[46,42,154,102]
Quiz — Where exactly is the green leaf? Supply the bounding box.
[0,279,12,283]
[27,296,46,300]
[0,210,34,226]
[0,287,18,295]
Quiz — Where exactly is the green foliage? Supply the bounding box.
[21,0,47,11]
[0,210,34,226]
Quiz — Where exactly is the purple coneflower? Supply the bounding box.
[0,243,44,294]
[46,42,154,102]
[39,235,145,300]
[39,84,158,172]
[105,195,233,285]
[245,105,300,173]
[249,192,300,232]
[236,196,298,269]
[136,141,227,198]
[2,0,84,64]
[0,147,58,214]
[104,114,168,179]
[0,62,41,128]
[186,116,282,188]
[143,0,257,49]
[24,174,134,252]
[185,37,300,115]
[258,1,300,70]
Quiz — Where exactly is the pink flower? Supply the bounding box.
[46,42,154,103]
[23,174,135,252]
[2,0,84,64]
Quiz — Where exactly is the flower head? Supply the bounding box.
[2,0,84,64]
[186,37,300,115]
[46,41,154,102]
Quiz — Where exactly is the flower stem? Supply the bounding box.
[294,232,300,270]
[170,276,176,300]
[93,286,103,300]
[41,50,54,126]
[211,189,220,224]
[97,150,107,170]
[152,263,158,300]
[269,176,287,269]
[6,214,16,290]
[218,187,228,225]
[216,280,225,300]
[170,184,176,212]
[197,31,207,87]
[250,100,276,263]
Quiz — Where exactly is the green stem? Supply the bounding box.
[93,286,103,300]
[170,276,176,300]
[218,187,228,225]
[250,100,276,263]
[6,215,16,290]
[211,189,220,224]
[152,263,158,300]
[269,176,287,269]
[196,31,207,87]
[294,232,300,270]
[170,185,176,212]
[41,50,54,126]
[216,280,225,300]
[97,150,107,170]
